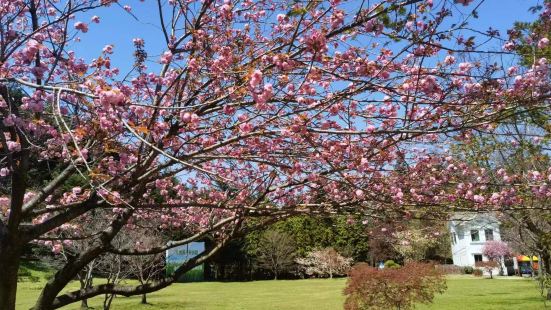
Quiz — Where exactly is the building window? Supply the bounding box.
[474,254,483,263]
[485,229,494,241]
[471,230,480,242]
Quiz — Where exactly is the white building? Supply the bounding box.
[449,213,508,274]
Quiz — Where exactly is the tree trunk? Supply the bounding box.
[103,293,115,310]
[537,254,543,278]
[541,251,551,275]
[139,276,147,304]
[78,270,90,309]
[0,251,21,310]
[530,256,535,277]
[542,252,551,301]
[0,232,22,310]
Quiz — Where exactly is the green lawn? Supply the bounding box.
[417,275,547,310]
[16,275,547,309]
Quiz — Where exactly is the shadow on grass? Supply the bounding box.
[21,260,52,272]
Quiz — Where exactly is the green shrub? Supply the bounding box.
[463,266,474,274]
[28,275,40,283]
[18,261,56,282]
[384,260,401,269]
[473,269,483,277]
[18,268,32,277]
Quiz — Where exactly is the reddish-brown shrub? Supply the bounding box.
[344,262,446,310]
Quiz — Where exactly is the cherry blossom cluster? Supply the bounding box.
[0,0,550,261]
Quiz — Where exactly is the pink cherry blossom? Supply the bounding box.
[503,41,515,51]
[160,51,173,64]
[6,141,21,152]
[52,243,63,254]
[454,0,474,6]
[538,37,549,49]
[0,168,9,177]
[99,89,126,106]
[74,22,89,33]
[249,70,263,88]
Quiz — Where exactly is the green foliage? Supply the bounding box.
[253,229,296,279]
[286,7,307,17]
[463,266,474,274]
[513,20,551,68]
[372,219,451,263]
[17,261,54,283]
[246,215,369,262]
[17,268,40,283]
[384,260,401,269]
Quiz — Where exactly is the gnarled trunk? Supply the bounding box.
[541,251,551,275]
[0,233,22,310]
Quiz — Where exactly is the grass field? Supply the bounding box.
[16,275,548,309]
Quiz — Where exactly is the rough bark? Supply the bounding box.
[0,232,22,310]
[542,251,551,275]
[0,84,29,310]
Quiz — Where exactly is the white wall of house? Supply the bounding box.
[449,213,506,275]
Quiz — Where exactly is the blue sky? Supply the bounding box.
[70,0,541,75]
[468,0,538,28]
